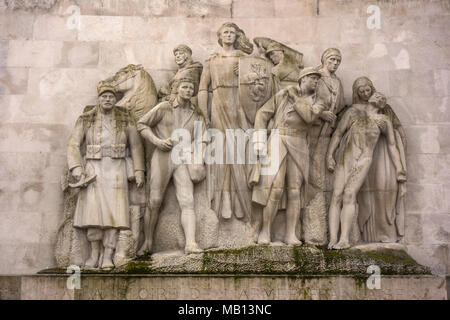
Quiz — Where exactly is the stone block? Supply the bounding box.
[313,17,342,45]
[17,182,62,213]
[405,183,446,215]
[0,276,21,299]
[388,69,437,98]
[0,41,8,67]
[406,154,450,184]
[407,244,448,275]
[0,123,69,154]
[408,44,450,72]
[403,125,450,155]
[390,96,450,125]
[0,67,28,95]
[273,0,317,17]
[78,15,124,42]
[0,242,42,274]
[27,67,108,98]
[232,0,275,18]
[7,40,63,67]
[0,209,42,243]
[433,69,450,97]
[16,274,447,300]
[0,12,34,40]
[422,214,450,245]
[58,41,99,68]
[404,213,423,245]
[33,14,77,41]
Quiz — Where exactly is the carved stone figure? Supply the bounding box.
[198,22,254,237]
[327,83,407,249]
[137,78,206,254]
[97,64,159,263]
[304,48,345,246]
[253,37,303,92]
[251,67,326,245]
[158,45,203,103]
[66,85,145,269]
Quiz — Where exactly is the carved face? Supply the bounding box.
[178,82,195,100]
[174,50,190,67]
[357,85,373,102]
[269,50,284,65]
[301,74,320,92]
[220,26,237,46]
[325,55,341,73]
[368,92,387,109]
[99,92,116,111]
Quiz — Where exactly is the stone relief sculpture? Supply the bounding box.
[66,85,145,269]
[158,45,203,103]
[137,78,206,254]
[56,22,412,272]
[253,37,304,92]
[303,48,345,246]
[251,67,326,245]
[198,22,256,247]
[327,80,407,249]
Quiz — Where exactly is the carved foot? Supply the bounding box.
[137,241,152,256]
[284,236,302,246]
[328,240,337,250]
[332,241,350,250]
[84,257,98,269]
[185,242,203,254]
[101,248,115,270]
[257,232,271,245]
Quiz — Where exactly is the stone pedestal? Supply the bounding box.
[0,274,446,300]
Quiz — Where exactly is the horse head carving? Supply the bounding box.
[99,64,158,120]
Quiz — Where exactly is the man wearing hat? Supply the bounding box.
[158,44,203,102]
[137,77,206,255]
[251,67,333,245]
[264,41,302,92]
[67,85,145,269]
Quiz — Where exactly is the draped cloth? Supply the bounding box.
[201,50,252,220]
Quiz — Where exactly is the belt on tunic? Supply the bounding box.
[276,127,307,137]
[86,144,126,159]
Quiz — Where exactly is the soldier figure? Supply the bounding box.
[67,85,145,269]
[251,68,331,245]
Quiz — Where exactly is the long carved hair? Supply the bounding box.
[352,76,376,104]
[217,22,253,55]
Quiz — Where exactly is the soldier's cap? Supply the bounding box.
[298,67,321,81]
[265,42,284,57]
[173,44,192,55]
[97,84,117,97]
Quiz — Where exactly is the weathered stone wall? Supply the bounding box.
[0,0,449,274]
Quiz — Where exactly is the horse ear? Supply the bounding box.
[136,64,143,70]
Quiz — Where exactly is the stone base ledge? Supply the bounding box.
[1,274,447,300]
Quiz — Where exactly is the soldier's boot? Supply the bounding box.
[85,241,100,269]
